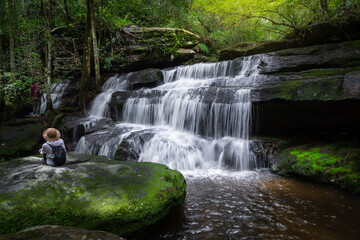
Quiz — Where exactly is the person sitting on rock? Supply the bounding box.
[29,80,42,117]
[39,128,67,166]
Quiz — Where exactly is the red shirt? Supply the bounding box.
[30,84,41,98]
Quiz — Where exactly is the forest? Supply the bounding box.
[1,1,360,239]
[0,0,359,121]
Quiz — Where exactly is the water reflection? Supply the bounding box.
[130,170,360,240]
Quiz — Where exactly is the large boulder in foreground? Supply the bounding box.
[0,154,186,237]
[0,225,125,240]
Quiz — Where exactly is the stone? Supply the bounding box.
[270,144,360,194]
[103,26,200,73]
[114,129,156,162]
[0,225,126,240]
[0,154,187,237]
[127,68,163,90]
[0,120,44,161]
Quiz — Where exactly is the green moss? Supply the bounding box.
[345,66,360,75]
[222,39,294,57]
[344,40,360,49]
[0,123,44,161]
[299,68,343,77]
[270,77,343,101]
[275,144,360,194]
[0,156,186,237]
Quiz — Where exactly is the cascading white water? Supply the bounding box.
[87,74,130,118]
[51,81,70,109]
[40,93,47,114]
[76,56,263,171]
[40,81,70,113]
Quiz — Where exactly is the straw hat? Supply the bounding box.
[43,128,61,142]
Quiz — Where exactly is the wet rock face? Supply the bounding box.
[109,91,132,121]
[114,130,156,162]
[57,79,80,109]
[0,154,186,237]
[0,225,126,240]
[127,68,163,89]
[249,41,360,103]
[242,41,360,138]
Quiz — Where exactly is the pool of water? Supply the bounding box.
[129,170,360,240]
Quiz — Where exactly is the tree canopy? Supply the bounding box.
[0,0,359,119]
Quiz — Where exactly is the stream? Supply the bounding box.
[131,170,360,240]
[65,55,360,239]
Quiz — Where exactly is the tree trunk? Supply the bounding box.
[8,0,16,74]
[64,0,70,26]
[45,0,55,111]
[79,0,92,112]
[46,34,53,111]
[319,0,329,14]
[0,34,2,70]
[0,4,3,71]
[89,0,101,93]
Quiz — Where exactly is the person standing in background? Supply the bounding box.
[29,80,41,117]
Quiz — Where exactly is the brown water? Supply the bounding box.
[130,170,360,240]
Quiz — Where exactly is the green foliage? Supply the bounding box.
[197,43,210,54]
[0,72,34,118]
[0,0,359,102]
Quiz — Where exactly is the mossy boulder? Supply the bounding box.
[0,154,186,237]
[219,39,299,60]
[272,144,360,194]
[104,26,200,73]
[0,225,125,240]
[0,119,44,161]
[249,40,360,102]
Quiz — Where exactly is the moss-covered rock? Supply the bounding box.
[104,26,200,73]
[0,120,44,161]
[257,74,344,101]
[272,144,360,194]
[219,39,299,60]
[0,225,125,240]
[0,154,186,237]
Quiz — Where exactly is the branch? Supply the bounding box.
[120,28,141,40]
[258,25,290,36]
[248,15,295,29]
[260,9,297,28]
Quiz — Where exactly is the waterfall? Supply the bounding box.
[40,93,47,114]
[87,74,129,118]
[40,81,70,113]
[75,56,264,171]
[51,81,70,109]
